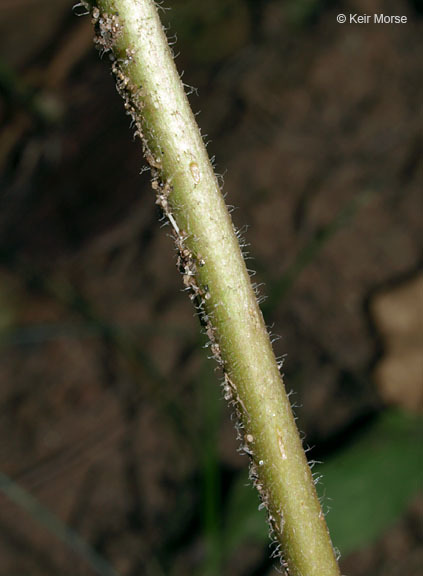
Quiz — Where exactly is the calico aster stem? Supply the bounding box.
[86,1,341,573]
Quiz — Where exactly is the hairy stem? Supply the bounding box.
[85,1,341,573]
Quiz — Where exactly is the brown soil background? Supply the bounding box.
[0,1,422,575]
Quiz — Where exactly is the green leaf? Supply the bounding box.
[223,411,422,560]
[316,410,423,555]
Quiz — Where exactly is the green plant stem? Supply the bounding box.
[89,1,340,573]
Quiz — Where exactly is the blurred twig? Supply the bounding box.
[263,188,375,315]
[0,320,190,347]
[0,471,120,576]
[0,252,198,446]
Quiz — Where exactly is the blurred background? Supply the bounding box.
[0,0,422,575]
